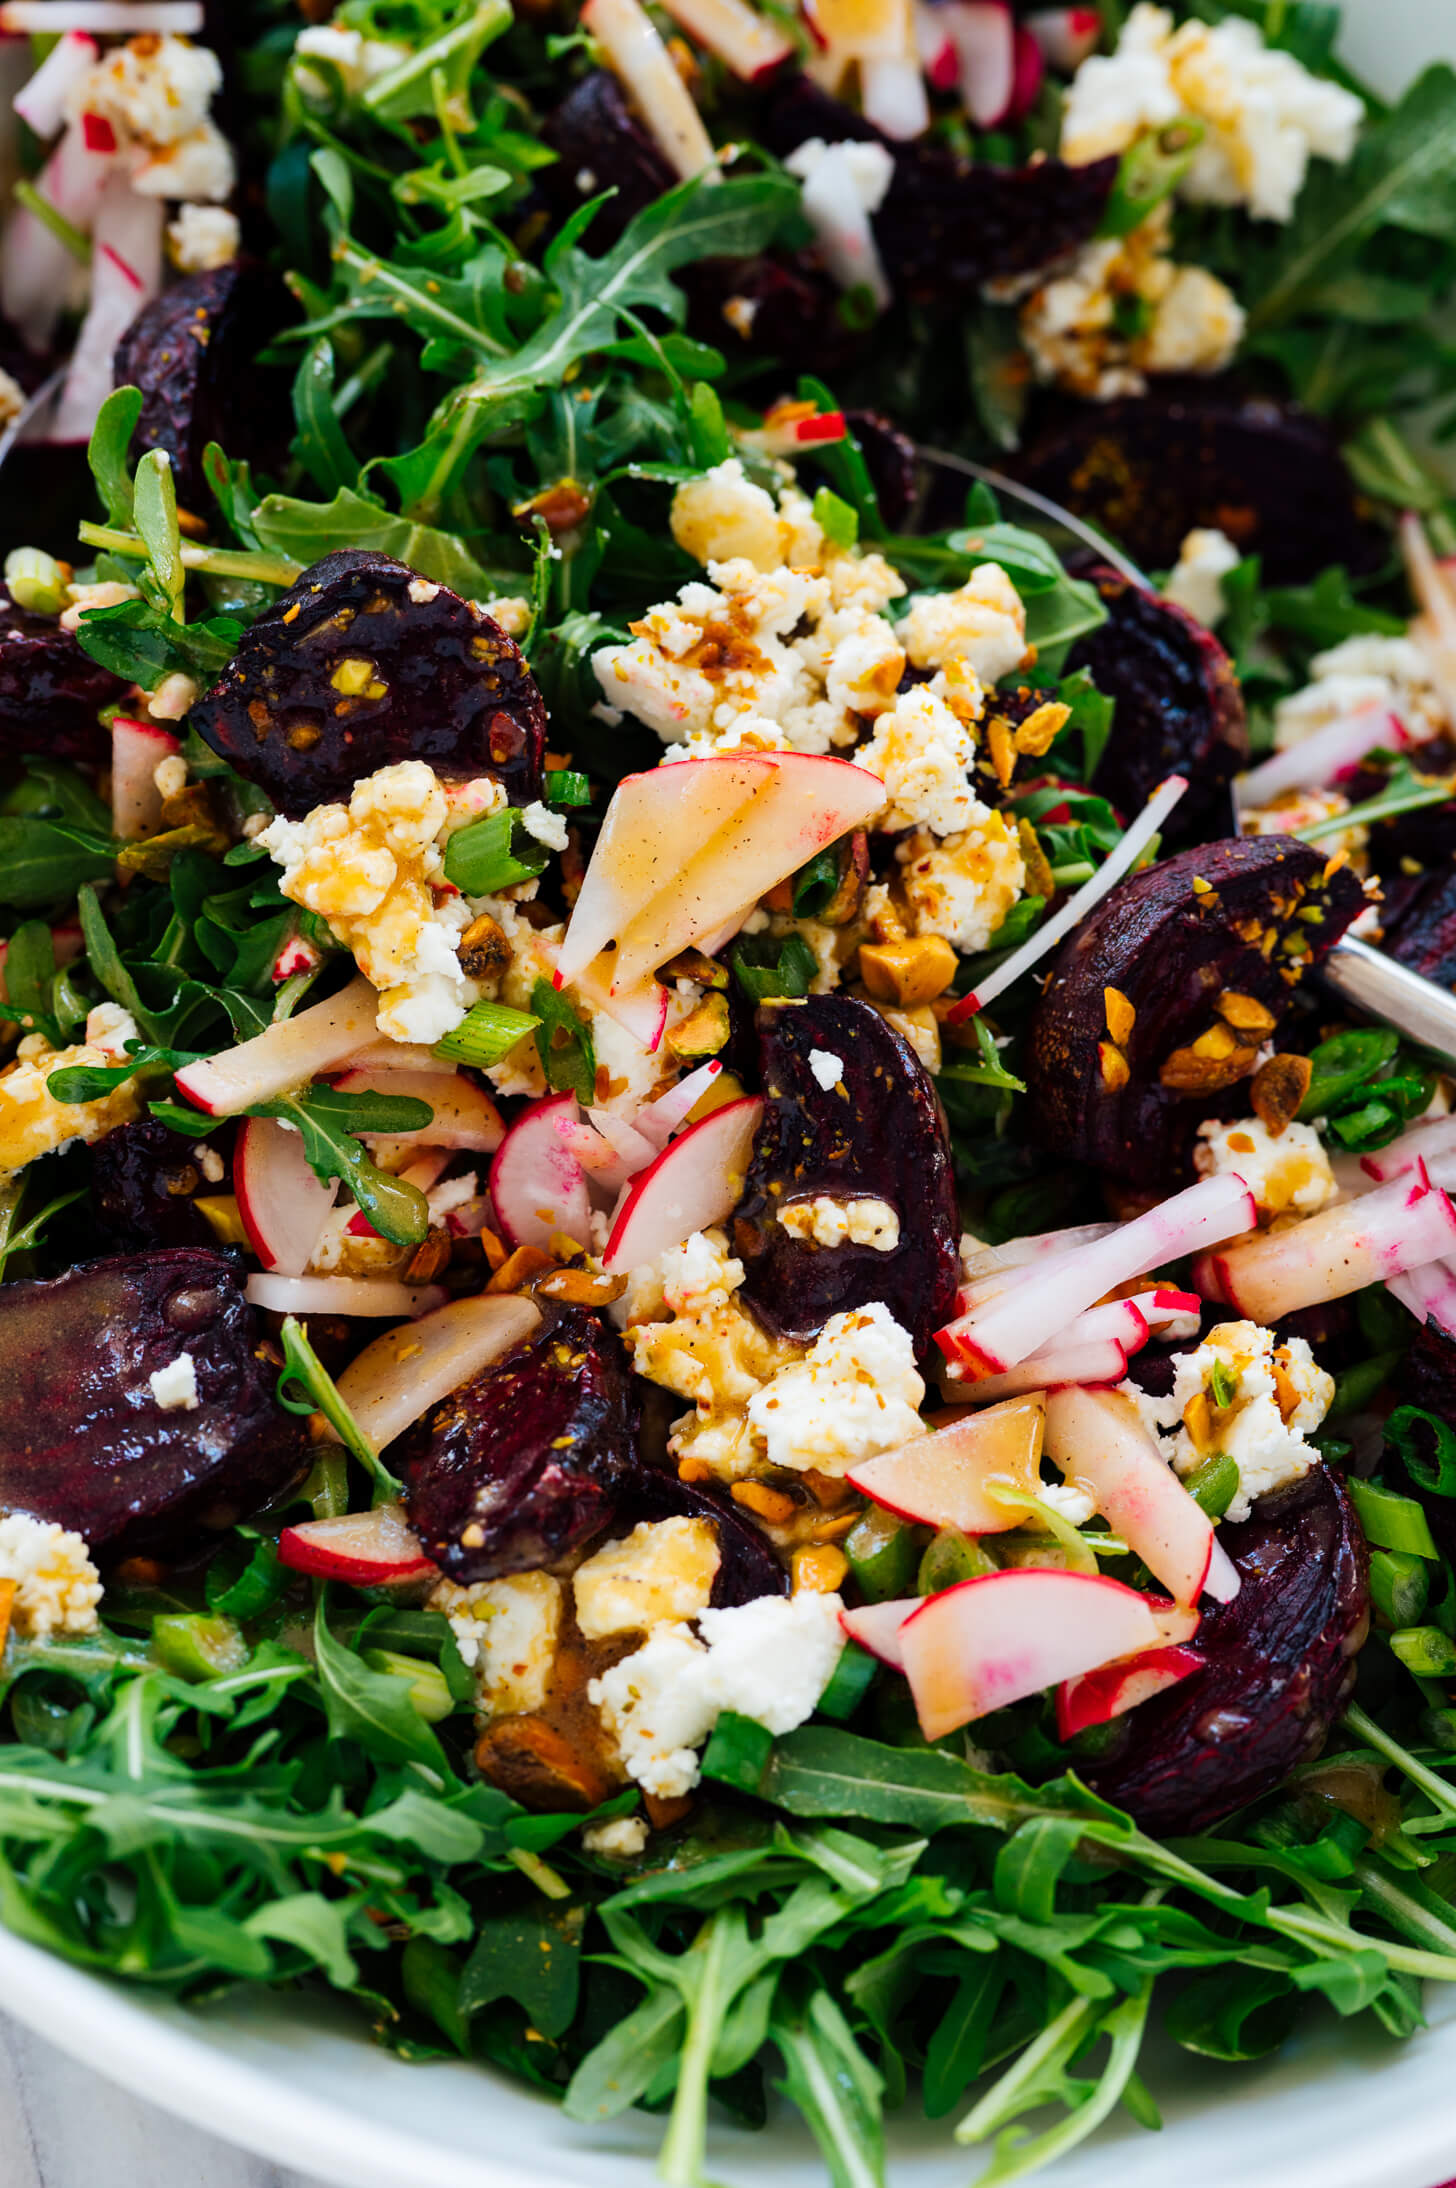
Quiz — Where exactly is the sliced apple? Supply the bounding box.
[847,1394,1046,1535]
[1056,1644,1203,1742]
[336,1293,541,1455]
[175,974,380,1116]
[234,1115,339,1275]
[601,1095,764,1272]
[840,1596,916,1671]
[111,715,178,841]
[1043,1385,1239,1607]
[898,1567,1161,1740]
[488,1090,592,1251]
[277,1504,435,1586]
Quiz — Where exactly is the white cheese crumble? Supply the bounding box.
[589,1590,846,1799]
[573,1517,721,1640]
[746,1302,924,1476]
[0,1020,141,1179]
[779,1196,900,1250]
[856,683,982,838]
[166,204,240,274]
[808,1047,845,1091]
[581,1815,649,1858]
[1273,633,1450,751]
[1122,1319,1333,1523]
[1163,528,1241,629]
[148,1352,199,1412]
[428,1570,562,1716]
[895,810,1026,952]
[897,564,1030,683]
[293,24,410,99]
[520,799,569,853]
[0,1513,102,1637]
[1195,1115,1336,1220]
[629,1229,802,1480]
[1018,207,1244,401]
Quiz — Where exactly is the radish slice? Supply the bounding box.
[580,0,718,178]
[245,1273,447,1318]
[1057,1645,1202,1741]
[53,177,162,442]
[840,1596,916,1670]
[939,1294,1147,1368]
[110,716,178,841]
[331,1068,504,1154]
[1025,6,1101,71]
[1388,1257,1456,1339]
[633,1058,724,1147]
[601,1095,763,1272]
[915,0,960,87]
[234,1117,339,1276]
[654,0,793,79]
[272,933,323,983]
[13,30,97,140]
[586,1105,659,1175]
[861,53,930,138]
[278,1505,434,1586]
[942,1338,1130,1402]
[847,1393,1047,1534]
[1135,1286,1203,1340]
[0,2,203,24]
[1402,513,1456,729]
[785,137,894,311]
[1005,22,1044,119]
[569,953,670,1052]
[942,1173,1255,1375]
[1238,708,1409,808]
[1195,1166,1456,1323]
[1336,1114,1456,1193]
[948,774,1188,1022]
[0,201,81,351]
[941,0,1014,125]
[175,975,381,1116]
[961,1222,1118,1281]
[335,1293,542,1455]
[739,406,849,459]
[489,1090,592,1251]
[556,1116,638,1194]
[899,1567,1161,1739]
[1043,1385,1238,1607]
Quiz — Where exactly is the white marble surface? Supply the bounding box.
[0,2013,324,2188]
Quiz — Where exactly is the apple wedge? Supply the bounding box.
[1043,1386,1240,1607]
[336,1293,541,1455]
[899,1567,1162,1740]
[175,974,381,1116]
[1056,1644,1203,1741]
[278,1504,435,1585]
[234,1116,339,1275]
[489,1090,592,1251]
[847,1394,1047,1535]
[601,1095,764,1271]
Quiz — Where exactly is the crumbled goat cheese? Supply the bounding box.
[1123,1319,1333,1523]
[70,32,219,143]
[897,564,1029,683]
[521,800,569,853]
[581,1815,649,1858]
[670,458,797,575]
[148,677,198,727]
[260,760,481,1046]
[808,1048,845,1091]
[1195,1116,1336,1219]
[856,683,982,838]
[1062,3,1362,222]
[0,369,24,430]
[1273,633,1449,750]
[1241,785,1367,864]
[747,1302,925,1476]
[473,593,532,636]
[131,120,236,202]
[589,1590,845,1799]
[779,1197,900,1250]
[148,1352,199,1412]
[0,1513,102,1637]
[428,1570,562,1715]
[0,1023,141,1177]
[60,579,139,632]
[197,1145,225,1184]
[1019,207,1244,400]
[573,1517,721,1640]
[293,24,410,98]
[1163,528,1242,628]
[629,1230,804,1480]
[895,809,1026,952]
[1038,1480,1098,1526]
[166,203,240,273]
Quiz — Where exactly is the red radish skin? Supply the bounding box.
[278,1506,435,1586]
[601,1095,764,1272]
[1056,1645,1203,1741]
[1194,1167,1456,1323]
[233,1116,338,1275]
[175,975,381,1116]
[840,1596,917,1671]
[937,1294,1147,1368]
[848,1394,1047,1534]
[272,934,324,982]
[1025,6,1100,72]
[110,717,179,841]
[898,1567,1162,1739]
[1043,1385,1238,1608]
[941,0,1014,125]
[1238,707,1408,808]
[944,1338,1131,1402]
[1005,22,1044,119]
[489,1091,592,1252]
[633,1058,723,1147]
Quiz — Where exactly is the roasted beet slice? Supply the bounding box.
[684,250,869,380]
[622,1467,788,1605]
[0,588,126,763]
[91,1119,220,1253]
[734,995,960,1350]
[1027,836,1366,1181]
[0,1249,306,1560]
[1083,1466,1369,1833]
[1383,866,1456,987]
[191,549,546,816]
[846,410,920,531]
[1012,386,1381,585]
[403,1305,638,1582]
[1064,562,1247,842]
[540,71,676,248]
[112,262,290,512]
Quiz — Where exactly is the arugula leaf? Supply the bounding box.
[133,449,186,623]
[46,1046,199,1104]
[87,387,143,527]
[276,1316,403,1504]
[71,596,244,691]
[531,978,595,1104]
[313,1592,453,1782]
[0,818,117,910]
[250,484,500,596]
[459,1897,586,2037]
[291,337,361,497]
[251,1084,432,1246]
[772,1984,886,2188]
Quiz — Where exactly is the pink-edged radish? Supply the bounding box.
[600,1095,763,1271]
[1043,1386,1239,1607]
[335,1293,542,1455]
[1025,6,1100,72]
[1005,22,1044,119]
[847,1393,1046,1534]
[1336,1114,1456,1195]
[53,177,161,442]
[633,1058,724,1148]
[840,1595,916,1671]
[489,1090,592,1251]
[961,1222,1118,1282]
[939,1295,1149,1369]
[740,405,849,458]
[244,1272,446,1318]
[1194,1167,1456,1323]
[1388,1258,1456,1339]
[898,1567,1161,1739]
[556,1115,640,1195]
[580,0,717,177]
[569,951,670,1051]
[1136,1287,1202,1340]
[0,924,81,1007]
[234,1116,339,1275]
[940,0,1014,125]
[586,1105,658,1174]
[0,1,204,23]
[277,1504,435,1586]
[1057,1645,1202,1741]
[332,1067,504,1155]
[944,1172,1256,1374]
[861,52,930,137]
[1237,708,1409,809]
[13,30,98,139]
[175,974,380,1115]
[941,1338,1131,1402]
[110,716,178,841]
[272,931,324,983]
[1402,515,1456,730]
[914,0,960,87]
[654,0,792,79]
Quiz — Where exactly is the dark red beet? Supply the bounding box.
[734,995,960,1350]
[1064,562,1247,842]
[0,588,126,764]
[620,1467,788,1605]
[683,251,869,380]
[540,71,676,248]
[1383,865,1456,987]
[0,1249,306,1560]
[112,261,290,512]
[1027,836,1366,1181]
[1012,386,1382,586]
[403,1305,638,1582]
[846,410,920,531]
[91,1119,220,1253]
[191,549,546,817]
[1083,1466,1369,1833]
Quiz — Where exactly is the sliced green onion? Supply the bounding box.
[1209,1360,1238,1411]
[701,1708,774,1791]
[816,1639,878,1723]
[918,1526,996,1594]
[442,809,548,895]
[1329,1351,1402,1420]
[433,999,540,1069]
[1346,1476,1438,1559]
[1297,1028,1399,1119]
[844,1505,920,1602]
[4,546,67,615]
[151,1613,248,1683]
[11,177,90,264]
[1099,116,1205,237]
[1390,1627,1456,1678]
[1370,1549,1431,1628]
[1387,1406,1456,1499]
[1183,1452,1240,1521]
[362,1649,456,1722]
[544,768,591,806]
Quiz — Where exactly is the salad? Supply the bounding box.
[1,0,1456,2182]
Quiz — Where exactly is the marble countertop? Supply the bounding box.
[0,2013,322,2188]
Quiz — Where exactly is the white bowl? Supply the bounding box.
[5,4,1453,2183]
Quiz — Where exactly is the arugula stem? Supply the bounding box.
[332,237,509,359]
[12,179,90,264]
[1344,1702,1456,1821]
[76,522,302,588]
[956,1992,1094,2143]
[658,1912,732,2188]
[1297,777,1454,842]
